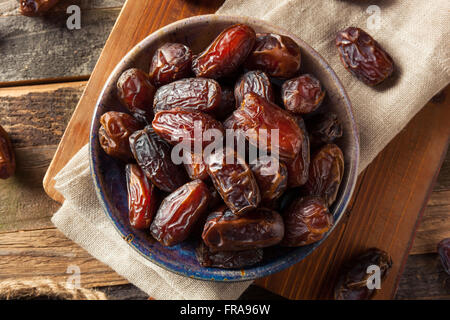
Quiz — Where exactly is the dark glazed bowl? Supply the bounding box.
[89,15,360,281]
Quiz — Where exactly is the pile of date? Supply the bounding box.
[99,24,346,270]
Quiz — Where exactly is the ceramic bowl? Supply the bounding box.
[89,14,359,281]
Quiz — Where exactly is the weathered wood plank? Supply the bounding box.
[410,146,450,255]
[0,146,60,232]
[395,253,450,300]
[0,5,123,84]
[0,0,126,16]
[0,82,85,232]
[0,228,128,288]
[410,190,450,255]
[0,81,86,147]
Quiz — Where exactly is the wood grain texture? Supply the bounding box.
[0,1,126,85]
[43,0,225,202]
[0,228,127,288]
[255,87,450,299]
[395,253,450,300]
[0,82,86,147]
[410,189,450,255]
[0,82,85,232]
[0,0,125,16]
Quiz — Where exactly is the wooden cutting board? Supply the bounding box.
[43,0,450,299]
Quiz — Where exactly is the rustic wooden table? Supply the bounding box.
[0,0,449,300]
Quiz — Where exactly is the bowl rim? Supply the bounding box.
[89,14,360,282]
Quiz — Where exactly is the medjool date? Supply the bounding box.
[126,164,158,229]
[183,151,209,181]
[117,68,156,122]
[0,125,15,180]
[224,93,303,161]
[287,117,310,187]
[336,27,394,86]
[202,206,284,251]
[282,74,325,114]
[152,110,224,151]
[129,126,187,192]
[234,70,274,106]
[250,156,288,203]
[215,85,236,120]
[281,196,332,247]
[196,242,263,269]
[304,144,344,206]
[150,180,210,246]
[19,0,59,16]
[206,148,260,216]
[149,43,193,87]
[98,111,143,161]
[307,113,343,149]
[192,24,256,79]
[334,248,393,300]
[153,78,221,114]
[245,33,301,78]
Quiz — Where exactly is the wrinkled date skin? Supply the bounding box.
[282,74,325,114]
[152,110,224,151]
[224,93,303,161]
[153,78,221,114]
[245,33,301,78]
[281,196,333,247]
[0,125,16,179]
[334,248,393,300]
[98,111,143,161]
[215,85,236,120]
[250,156,288,203]
[117,68,156,122]
[126,164,158,229]
[129,126,187,192]
[437,238,450,275]
[192,24,256,79]
[206,148,261,216]
[19,0,59,16]
[336,27,394,86]
[287,117,310,187]
[304,144,344,206]
[196,242,263,269]
[183,151,209,181]
[149,43,193,87]
[150,180,210,246]
[234,70,274,106]
[202,206,284,251]
[307,112,343,150]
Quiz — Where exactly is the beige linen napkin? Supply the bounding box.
[52,0,450,300]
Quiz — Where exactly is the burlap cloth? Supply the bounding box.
[51,1,450,300]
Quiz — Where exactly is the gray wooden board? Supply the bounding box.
[0,0,126,84]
